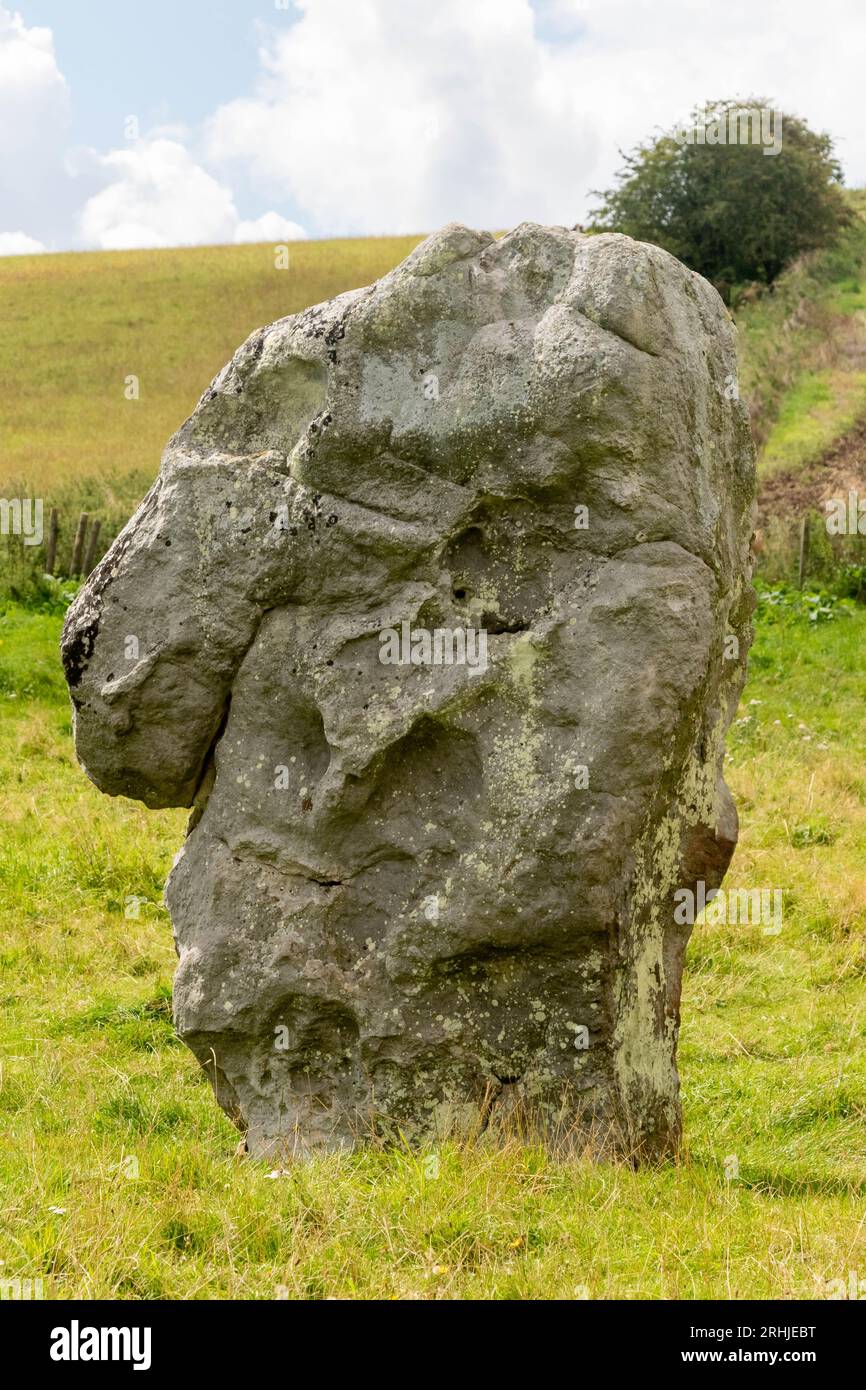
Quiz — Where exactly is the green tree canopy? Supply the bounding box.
[590,99,851,301]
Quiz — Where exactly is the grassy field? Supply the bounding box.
[0,590,864,1299]
[0,237,421,498]
[1,195,864,580]
[2,220,866,1300]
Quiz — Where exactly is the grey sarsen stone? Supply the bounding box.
[62,223,756,1160]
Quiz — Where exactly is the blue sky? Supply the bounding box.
[0,0,861,254]
[20,1,268,148]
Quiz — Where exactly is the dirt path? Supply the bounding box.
[757,414,866,527]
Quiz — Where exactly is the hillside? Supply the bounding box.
[0,236,422,549]
[737,188,866,481]
[2,204,866,594]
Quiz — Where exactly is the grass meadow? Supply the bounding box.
[1,217,866,1299]
[0,234,423,497]
[1,595,865,1298]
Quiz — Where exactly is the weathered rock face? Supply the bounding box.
[62,223,755,1160]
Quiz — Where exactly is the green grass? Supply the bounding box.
[759,368,866,477]
[1,593,864,1299]
[0,235,424,592]
[736,188,866,476]
[0,236,423,500]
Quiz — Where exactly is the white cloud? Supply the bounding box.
[0,230,47,255]
[203,0,866,234]
[0,6,70,245]
[536,0,866,205]
[234,211,308,243]
[1,0,864,251]
[78,138,309,251]
[205,0,598,236]
[79,139,239,250]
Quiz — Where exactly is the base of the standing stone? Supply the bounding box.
[178,1027,685,1165]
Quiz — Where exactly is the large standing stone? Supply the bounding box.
[62,223,755,1161]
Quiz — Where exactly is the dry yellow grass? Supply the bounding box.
[0,236,422,502]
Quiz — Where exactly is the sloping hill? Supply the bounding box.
[0,235,422,515]
[2,203,866,594]
[736,189,866,481]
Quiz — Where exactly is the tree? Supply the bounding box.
[590,99,851,302]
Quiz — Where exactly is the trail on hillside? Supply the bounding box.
[756,301,866,527]
[758,414,866,527]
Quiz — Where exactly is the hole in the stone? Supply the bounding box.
[481,612,529,634]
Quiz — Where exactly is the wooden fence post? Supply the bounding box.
[82,518,101,576]
[70,512,88,576]
[797,514,810,589]
[45,507,59,575]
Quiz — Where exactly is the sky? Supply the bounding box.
[0,0,863,254]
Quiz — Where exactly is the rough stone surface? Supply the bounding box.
[62,223,756,1160]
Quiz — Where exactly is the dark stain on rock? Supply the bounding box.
[61,611,100,690]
